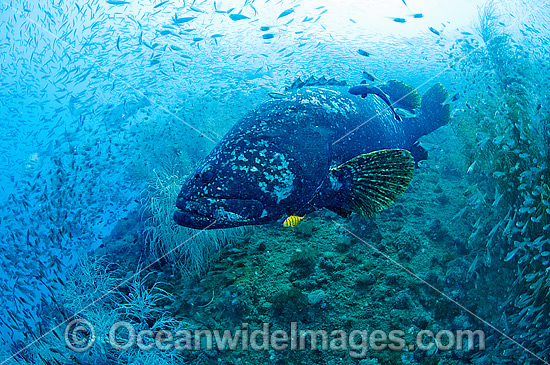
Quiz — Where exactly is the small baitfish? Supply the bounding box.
[174,80,450,229]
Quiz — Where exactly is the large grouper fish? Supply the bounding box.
[174,79,450,229]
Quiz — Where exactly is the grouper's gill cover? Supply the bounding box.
[174,81,450,229]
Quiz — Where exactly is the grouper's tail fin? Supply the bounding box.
[416,82,451,136]
[378,80,450,142]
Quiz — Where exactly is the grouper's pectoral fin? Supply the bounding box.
[327,149,414,218]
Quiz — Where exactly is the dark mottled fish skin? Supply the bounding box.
[174,85,449,229]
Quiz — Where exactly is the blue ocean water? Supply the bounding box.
[1,0,550,364]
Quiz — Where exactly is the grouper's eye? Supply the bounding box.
[202,169,214,182]
[195,166,214,184]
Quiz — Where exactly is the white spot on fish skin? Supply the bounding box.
[301,96,322,106]
[321,88,339,96]
[299,89,357,117]
[214,206,244,221]
[273,173,294,203]
[267,152,294,203]
[263,171,275,182]
[329,99,356,116]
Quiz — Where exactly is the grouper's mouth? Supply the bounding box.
[174,196,266,229]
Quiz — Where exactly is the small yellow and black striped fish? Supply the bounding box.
[283,215,305,227]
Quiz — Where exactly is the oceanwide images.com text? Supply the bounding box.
[65,319,485,359]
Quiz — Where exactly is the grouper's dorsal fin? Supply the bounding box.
[284,76,347,92]
[378,79,421,111]
[330,149,414,218]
